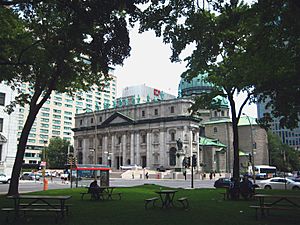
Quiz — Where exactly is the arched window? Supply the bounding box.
[214,111,218,117]
[213,127,218,133]
[221,110,224,116]
[169,147,176,166]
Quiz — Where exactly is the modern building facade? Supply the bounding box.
[0,82,19,175]
[17,74,117,165]
[257,99,300,150]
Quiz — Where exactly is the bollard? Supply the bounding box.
[43,178,48,191]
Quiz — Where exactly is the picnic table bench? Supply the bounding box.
[250,194,300,219]
[1,195,72,223]
[144,197,159,209]
[80,186,122,200]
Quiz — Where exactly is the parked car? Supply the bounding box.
[258,177,300,190]
[120,164,142,170]
[0,173,11,184]
[20,172,40,181]
[214,178,231,188]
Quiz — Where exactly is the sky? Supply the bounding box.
[114,25,258,118]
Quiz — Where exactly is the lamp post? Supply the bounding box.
[243,113,256,183]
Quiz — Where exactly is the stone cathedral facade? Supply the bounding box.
[73,98,209,171]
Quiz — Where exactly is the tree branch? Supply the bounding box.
[237,92,252,119]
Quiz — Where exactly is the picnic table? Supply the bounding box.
[81,186,121,200]
[250,194,300,219]
[2,195,72,222]
[155,190,178,208]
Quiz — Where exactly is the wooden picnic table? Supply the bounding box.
[3,195,72,222]
[251,194,300,218]
[82,186,121,200]
[155,190,178,208]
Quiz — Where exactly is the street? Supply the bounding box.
[0,178,216,195]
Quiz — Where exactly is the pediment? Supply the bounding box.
[102,112,134,126]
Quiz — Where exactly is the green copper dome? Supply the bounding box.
[178,73,229,108]
[178,73,214,97]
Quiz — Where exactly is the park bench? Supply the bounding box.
[144,197,159,209]
[177,197,189,209]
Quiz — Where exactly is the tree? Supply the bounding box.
[0,0,147,196]
[139,0,299,197]
[243,0,300,129]
[268,132,300,171]
[46,137,70,169]
[139,0,257,197]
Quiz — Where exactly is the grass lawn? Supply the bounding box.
[0,185,299,225]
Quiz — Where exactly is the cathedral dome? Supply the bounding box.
[178,73,214,97]
[178,73,229,109]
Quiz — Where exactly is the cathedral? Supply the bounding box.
[73,74,269,173]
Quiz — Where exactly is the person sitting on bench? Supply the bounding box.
[240,176,253,200]
[88,180,101,200]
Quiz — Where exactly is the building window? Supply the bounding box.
[170,106,174,113]
[142,110,145,117]
[221,111,225,116]
[118,136,122,144]
[170,132,175,141]
[154,109,158,115]
[80,120,83,125]
[0,93,5,106]
[99,116,102,122]
[0,118,3,132]
[214,111,218,117]
[169,147,176,166]
[142,134,146,144]
[0,145,2,161]
[91,118,94,123]
[213,127,218,133]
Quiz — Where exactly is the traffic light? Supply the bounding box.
[192,155,197,167]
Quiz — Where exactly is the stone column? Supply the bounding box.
[130,132,134,165]
[122,134,126,165]
[136,132,140,165]
[83,137,89,164]
[146,132,151,167]
[196,131,200,172]
[103,135,108,165]
[159,129,165,166]
[111,134,115,169]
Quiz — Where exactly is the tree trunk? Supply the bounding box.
[228,93,240,199]
[8,105,40,196]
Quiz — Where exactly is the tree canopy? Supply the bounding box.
[139,0,299,195]
[46,137,70,169]
[0,0,148,195]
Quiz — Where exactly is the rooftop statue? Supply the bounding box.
[131,95,136,105]
[137,95,141,104]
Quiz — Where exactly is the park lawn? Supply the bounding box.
[0,185,299,225]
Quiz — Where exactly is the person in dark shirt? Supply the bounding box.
[240,176,253,200]
[88,180,101,200]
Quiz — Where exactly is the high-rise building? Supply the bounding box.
[257,99,300,150]
[0,82,19,175]
[17,74,117,165]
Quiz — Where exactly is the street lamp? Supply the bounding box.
[243,113,256,183]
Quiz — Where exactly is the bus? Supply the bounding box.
[254,165,277,179]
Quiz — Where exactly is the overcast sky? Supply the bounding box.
[114,15,257,118]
